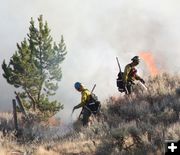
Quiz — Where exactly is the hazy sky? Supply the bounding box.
[0,0,180,122]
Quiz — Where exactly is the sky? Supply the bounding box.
[0,0,180,122]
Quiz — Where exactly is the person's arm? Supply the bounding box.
[135,74,141,80]
[72,90,89,112]
[72,103,82,113]
[135,74,145,84]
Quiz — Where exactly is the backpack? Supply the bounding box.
[117,72,126,93]
[86,93,101,114]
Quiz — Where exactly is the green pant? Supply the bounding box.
[125,81,134,94]
[82,108,91,126]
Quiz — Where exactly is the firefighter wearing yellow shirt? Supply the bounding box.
[72,82,100,126]
[123,56,145,94]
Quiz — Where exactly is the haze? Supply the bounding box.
[0,0,180,122]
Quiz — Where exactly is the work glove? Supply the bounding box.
[72,106,76,114]
[140,78,145,84]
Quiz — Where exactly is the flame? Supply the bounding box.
[139,52,159,76]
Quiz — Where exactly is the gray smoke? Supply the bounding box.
[0,0,180,122]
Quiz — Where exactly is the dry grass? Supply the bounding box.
[0,73,180,155]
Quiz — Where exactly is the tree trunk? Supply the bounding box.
[12,99,18,130]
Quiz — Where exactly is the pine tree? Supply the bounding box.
[2,15,67,119]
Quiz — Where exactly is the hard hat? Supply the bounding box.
[74,82,82,90]
[131,56,140,63]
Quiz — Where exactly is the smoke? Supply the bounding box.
[0,0,180,122]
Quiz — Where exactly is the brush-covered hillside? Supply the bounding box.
[0,73,180,155]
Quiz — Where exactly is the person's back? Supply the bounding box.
[80,88,91,107]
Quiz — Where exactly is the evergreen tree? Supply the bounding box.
[2,15,67,119]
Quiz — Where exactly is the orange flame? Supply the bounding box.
[139,52,159,76]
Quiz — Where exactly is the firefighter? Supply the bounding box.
[123,56,145,94]
[72,82,100,126]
